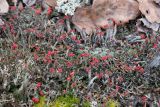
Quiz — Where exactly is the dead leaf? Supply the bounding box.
[149,53,160,68]
[138,0,160,23]
[92,0,139,25]
[72,6,97,34]
[0,0,9,14]
[154,0,160,4]
[72,0,139,34]
[23,0,36,6]
[136,19,151,33]
[45,0,57,7]
[138,18,160,31]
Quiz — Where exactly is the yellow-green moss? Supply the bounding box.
[82,101,91,107]
[105,99,120,107]
[33,95,91,107]
[34,96,47,107]
[49,95,80,107]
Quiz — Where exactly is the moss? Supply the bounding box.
[82,101,91,107]
[105,99,120,107]
[34,96,47,107]
[33,95,91,107]
[50,95,80,107]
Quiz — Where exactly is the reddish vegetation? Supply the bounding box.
[0,0,160,107]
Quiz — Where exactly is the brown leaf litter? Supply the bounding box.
[72,0,160,34]
[72,0,140,34]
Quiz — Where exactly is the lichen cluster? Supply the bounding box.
[56,0,81,15]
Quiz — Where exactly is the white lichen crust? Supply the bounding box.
[56,0,81,15]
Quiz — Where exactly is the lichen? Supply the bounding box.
[56,0,81,15]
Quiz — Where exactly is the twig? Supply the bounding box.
[0,99,14,103]
[87,76,98,89]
